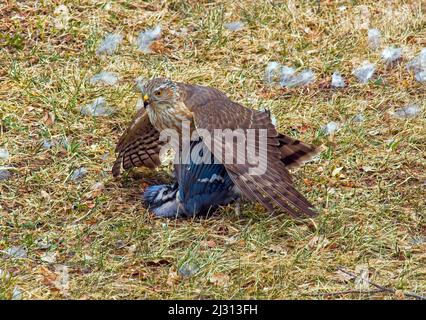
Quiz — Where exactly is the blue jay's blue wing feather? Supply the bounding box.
[143,139,239,218]
[175,140,238,217]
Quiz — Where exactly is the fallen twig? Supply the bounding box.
[305,268,426,300]
[304,289,385,297]
[339,268,426,300]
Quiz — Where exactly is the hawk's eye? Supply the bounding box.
[154,90,162,97]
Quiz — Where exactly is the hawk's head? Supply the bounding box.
[137,78,178,109]
[135,77,192,132]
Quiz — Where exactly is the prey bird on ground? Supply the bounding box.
[142,138,240,217]
[113,78,323,218]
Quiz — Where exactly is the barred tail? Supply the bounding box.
[277,134,325,169]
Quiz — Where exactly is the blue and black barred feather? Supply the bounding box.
[143,139,239,218]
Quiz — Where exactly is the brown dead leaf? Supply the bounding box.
[127,267,148,279]
[355,264,370,290]
[39,265,69,296]
[259,89,277,99]
[335,269,355,283]
[292,124,310,133]
[268,244,288,255]
[209,273,230,287]
[40,266,58,286]
[303,178,314,187]
[201,240,217,248]
[150,40,170,54]
[84,182,105,199]
[331,167,344,177]
[166,269,180,286]
[43,111,55,126]
[308,235,330,250]
[40,190,51,202]
[394,290,405,300]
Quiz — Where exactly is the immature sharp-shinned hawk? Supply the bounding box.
[113,78,323,218]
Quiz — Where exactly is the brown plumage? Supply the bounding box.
[113,78,323,218]
[112,107,163,177]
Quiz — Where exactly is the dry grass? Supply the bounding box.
[0,0,425,300]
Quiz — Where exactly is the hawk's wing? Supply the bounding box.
[180,83,318,218]
[112,107,164,177]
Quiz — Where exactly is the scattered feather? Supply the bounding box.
[0,148,9,160]
[290,69,315,87]
[136,25,162,53]
[102,2,112,10]
[127,244,137,253]
[136,97,144,111]
[61,137,70,149]
[352,61,375,83]
[391,104,421,119]
[352,114,365,123]
[331,167,344,177]
[406,48,426,83]
[362,166,375,172]
[101,152,109,161]
[367,28,381,50]
[40,252,57,264]
[406,48,426,72]
[42,139,55,149]
[36,238,51,250]
[264,61,282,84]
[135,77,147,92]
[224,21,244,31]
[354,264,370,290]
[55,265,70,296]
[355,5,370,30]
[410,236,426,245]
[331,71,346,88]
[382,47,402,65]
[70,167,87,181]
[5,246,27,259]
[279,66,296,86]
[0,269,11,280]
[0,167,11,181]
[90,72,118,86]
[321,121,341,135]
[414,71,426,82]
[80,97,114,116]
[53,5,70,30]
[280,67,315,87]
[178,262,199,277]
[85,182,105,198]
[96,33,123,55]
[11,287,23,300]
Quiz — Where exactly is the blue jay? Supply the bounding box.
[143,139,240,218]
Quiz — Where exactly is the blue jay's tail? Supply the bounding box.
[143,183,182,218]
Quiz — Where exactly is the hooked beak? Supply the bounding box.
[143,94,150,108]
